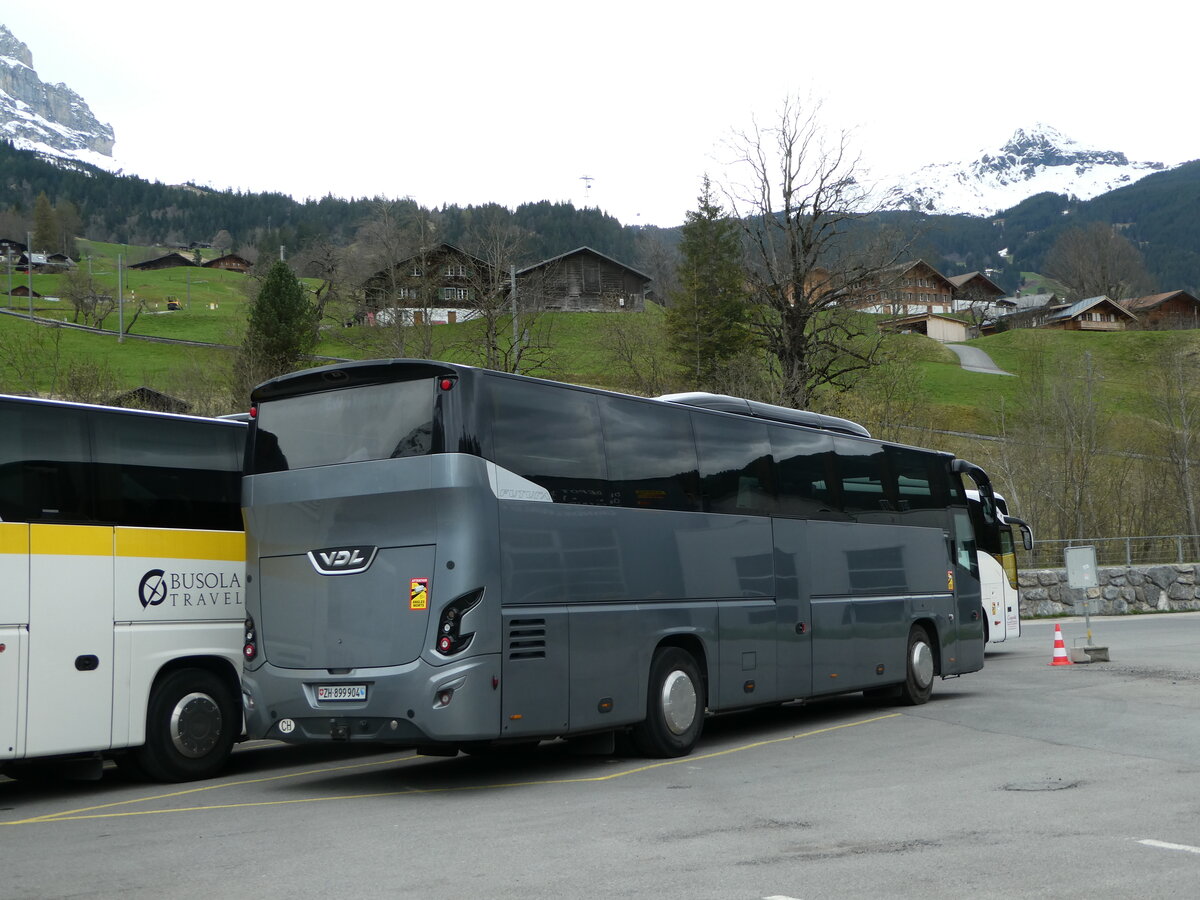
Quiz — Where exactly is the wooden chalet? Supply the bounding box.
[516,246,648,312]
[1039,295,1139,331]
[363,243,494,325]
[1122,291,1200,329]
[857,260,955,316]
[202,253,252,273]
[948,271,1006,311]
[9,284,42,298]
[129,252,198,271]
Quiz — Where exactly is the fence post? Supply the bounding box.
[1125,537,1131,567]
[1178,536,1184,563]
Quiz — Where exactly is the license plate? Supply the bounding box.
[316,684,367,701]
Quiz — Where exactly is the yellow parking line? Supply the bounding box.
[4,714,901,826]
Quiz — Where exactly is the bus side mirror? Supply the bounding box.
[1006,516,1034,552]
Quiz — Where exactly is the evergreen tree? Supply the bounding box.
[666,176,752,390]
[31,191,56,252]
[235,261,319,396]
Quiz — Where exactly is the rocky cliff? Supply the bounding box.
[0,24,116,162]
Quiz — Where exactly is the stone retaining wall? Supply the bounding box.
[1020,565,1200,617]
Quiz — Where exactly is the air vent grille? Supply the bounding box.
[507,618,546,660]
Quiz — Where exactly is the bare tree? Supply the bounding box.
[724,96,909,410]
[1043,223,1155,303]
[61,264,116,328]
[1150,344,1200,555]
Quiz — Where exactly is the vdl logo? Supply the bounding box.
[307,546,378,576]
[139,569,168,608]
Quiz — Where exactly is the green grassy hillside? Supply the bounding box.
[2,242,1190,437]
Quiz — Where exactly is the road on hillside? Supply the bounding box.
[946,342,1014,376]
[4,614,1200,899]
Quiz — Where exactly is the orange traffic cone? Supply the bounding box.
[1049,623,1073,666]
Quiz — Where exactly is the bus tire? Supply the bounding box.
[900,625,935,706]
[134,668,237,782]
[631,647,704,758]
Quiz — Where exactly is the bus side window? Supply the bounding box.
[599,396,700,512]
[93,414,243,530]
[487,377,608,505]
[0,403,91,523]
[769,426,840,519]
[834,438,887,519]
[693,414,775,515]
[886,446,948,515]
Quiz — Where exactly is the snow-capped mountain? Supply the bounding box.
[0,24,118,171]
[880,124,1173,217]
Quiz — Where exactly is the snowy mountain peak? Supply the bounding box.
[881,124,1171,217]
[0,24,119,171]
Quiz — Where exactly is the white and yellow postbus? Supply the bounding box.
[0,395,246,782]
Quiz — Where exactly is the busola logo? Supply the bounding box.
[139,569,168,608]
[137,568,244,609]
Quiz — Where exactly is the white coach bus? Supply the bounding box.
[0,395,246,781]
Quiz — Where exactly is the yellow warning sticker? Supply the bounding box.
[410,578,428,610]
[947,570,955,591]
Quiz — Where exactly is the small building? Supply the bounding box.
[107,387,192,414]
[1122,291,1200,330]
[881,312,972,343]
[1039,295,1139,331]
[129,252,198,271]
[202,254,252,274]
[516,246,649,312]
[9,284,42,298]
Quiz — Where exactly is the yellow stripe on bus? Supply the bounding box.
[0,522,30,554]
[30,524,113,556]
[116,528,246,562]
[18,524,244,561]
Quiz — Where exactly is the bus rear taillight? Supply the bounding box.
[244,615,258,661]
[435,589,483,656]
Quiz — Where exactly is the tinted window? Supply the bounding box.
[771,426,839,518]
[887,446,948,512]
[693,414,774,515]
[93,413,244,530]
[599,396,700,512]
[488,377,607,504]
[835,438,887,515]
[0,401,91,523]
[252,379,436,473]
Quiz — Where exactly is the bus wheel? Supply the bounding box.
[900,626,935,706]
[135,668,237,782]
[631,647,704,758]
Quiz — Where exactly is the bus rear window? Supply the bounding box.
[250,380,436,473]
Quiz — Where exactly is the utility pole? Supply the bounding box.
[27,230,34,318]
[117,253,124,342]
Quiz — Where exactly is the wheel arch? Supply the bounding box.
[911,616,941,677]
[653,633,710,703]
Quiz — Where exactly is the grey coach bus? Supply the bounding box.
[240,360,1002,758]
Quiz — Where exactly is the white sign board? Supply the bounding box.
[1064,545,1099,589]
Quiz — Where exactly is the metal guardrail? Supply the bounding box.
[1028,536,1200,569]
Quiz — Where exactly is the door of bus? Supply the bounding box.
[949,511,985,674]
[0,523,30,760]
[24,525,115,757]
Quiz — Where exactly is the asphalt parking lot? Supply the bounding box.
[4,614,1200,899]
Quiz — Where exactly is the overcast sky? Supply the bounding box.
[4,2,1195,227]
